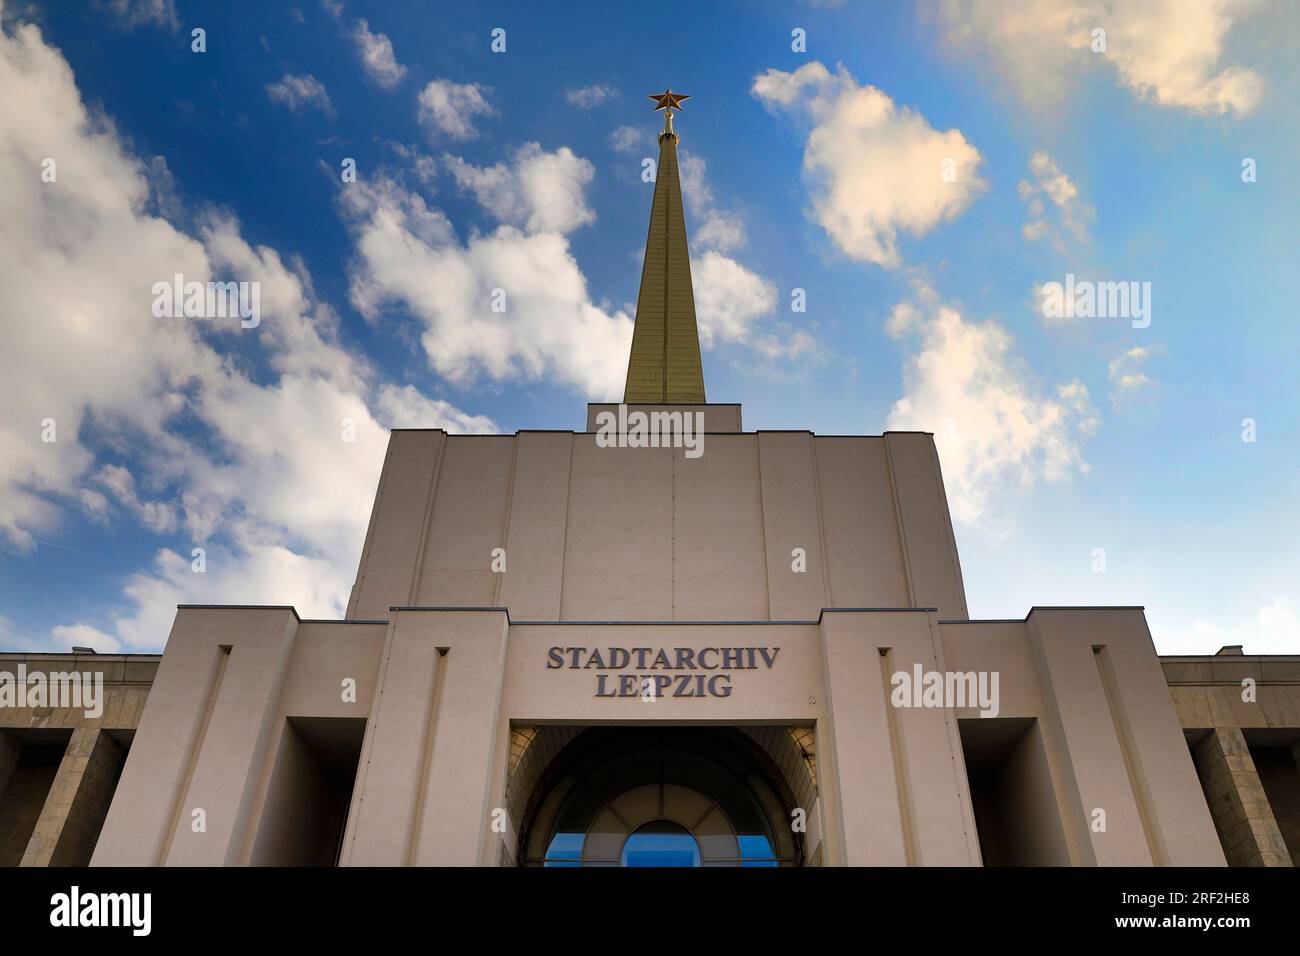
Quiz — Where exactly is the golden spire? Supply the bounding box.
[623,89,706,404]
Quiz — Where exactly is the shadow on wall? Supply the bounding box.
[960,717,1072,866]
[249,716,367,866]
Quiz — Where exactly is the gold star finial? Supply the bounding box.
[648,88,690,136]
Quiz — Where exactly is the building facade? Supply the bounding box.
[3,103,1298,868]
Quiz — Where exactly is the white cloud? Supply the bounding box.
[341,171,633,398]
[692,250,779,348]
[1108,345,1154,398]
[352,18,406,88]
[565,84,616,109]
[695,212,746,254]
[930,0,1264,115]
[94,464,179,534]
[0,12,492,650]
[104,0,178,30]
[885,286,1097,524]
[752,61,985,268]
[417,79,494,142]
[674,150,817,362]
[1254,598,1300,653]
[266,73,335,117]
[375,384,498,432]
[1019,150,1091,249]
[1178,597,1300,655]
[677,151,747,253]
[51,622,121,653]
[445,143,596,235]
[608,125,645,153]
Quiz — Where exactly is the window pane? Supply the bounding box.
[738,834,776,860]
[620,822,701,867]
[544,831,584,864]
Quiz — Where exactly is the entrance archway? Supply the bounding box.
[517,727,803,866]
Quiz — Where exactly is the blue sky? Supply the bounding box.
[1,0,1297,655]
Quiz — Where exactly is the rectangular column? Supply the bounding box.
[758,432,828,620]
[21,727,125,867]
[1192,727,1292,866]
[347,430,445,619]
[341,609,509,866]
[338,617,445,865]
[818,610,978,865]
[819,612,907,866]
[91,607,298,866]
[1094,611,1227,865]
[882,432,968,620]
[1024,613,1159,868]
[410,611,509,866]
[885,614,982,865]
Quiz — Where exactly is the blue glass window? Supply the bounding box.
[619,822,701,867]
[543,831,584,866]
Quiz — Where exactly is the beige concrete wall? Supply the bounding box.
[585,403,741,432]
[0,653,156,867]
[1191,728,1290,866]
[60,409,1262,869]
[1026,609,1226,865]
[1164,653,1300,867]
[996,721,1073,865]
[347,426,968,623]
[339,609,509,866]
[74,603,1238,869]
[91,608,299,866]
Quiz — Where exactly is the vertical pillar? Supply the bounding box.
[339,617,444,865]
[1192,727,1292,867]
[819,610,979,865]
[341,609,509,867]
[347,431,445,619]
[1027,609,1154,865]
[1027,608,1228,865]
[91,607,298,866]
[411,611,509,866]
[882,432,968,620]
[819,612,907,866]
[1093,612,1227,865]
[21,727,125,866]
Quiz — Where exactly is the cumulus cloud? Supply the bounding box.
[930,0,1264,115]
[341,166,633,397]
[445,143,596,235]
[352,18,406,88]
[752,61,985,268]
[565,84,616,109]
[885,286,1097,524]
[0,12,493,650]
[692,250,778,348]
[675,150,817,363]
[418,79,494,141]
[266,73,335,117]
[1019,150,1091,249]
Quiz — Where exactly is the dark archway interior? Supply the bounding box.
[517,726,804,866]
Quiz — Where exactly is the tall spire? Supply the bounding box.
[623,89,706,404]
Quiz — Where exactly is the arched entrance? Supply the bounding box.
[517,727,804,866]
